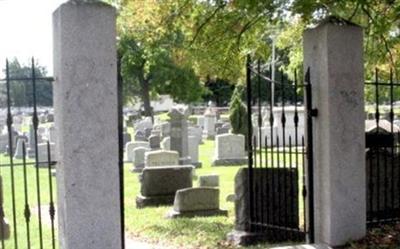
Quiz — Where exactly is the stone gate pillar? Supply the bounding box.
[303,17,366,246]
[53,1,121,249]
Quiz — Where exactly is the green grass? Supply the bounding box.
[0,154,57,249]
[1,138,304,249]
[124,139,242,249]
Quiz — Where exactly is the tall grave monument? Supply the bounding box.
[168,107,191,164]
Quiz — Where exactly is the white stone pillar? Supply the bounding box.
[53,1,121,249]
[303,18,366,246]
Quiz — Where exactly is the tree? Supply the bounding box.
[229,85,248,147]
[117,1,204,118]
[202,77,235,107]
[115,0,400,104]
[1,59,52,107]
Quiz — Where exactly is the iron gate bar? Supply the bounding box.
[389,69,395,212]
[31,57,44,249]
[22,142,31,249]
[305,68,315,243]
[246,55,255,232]
[46,141,56,249]
[269,66,277,239]
[117,54,125,249]
[375,68,380,223]
[301,137,307,236]
[0,77,54,82]
[281,72,288,239]
[5,60,18,249]
[305,68,318,243]
[257,60,263,234]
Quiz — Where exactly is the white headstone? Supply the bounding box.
[125,141,150,162]
[132,146,150,172]
[212,133,247,166]
[145,150,179,167]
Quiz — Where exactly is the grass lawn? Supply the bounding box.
[0,135,305,249]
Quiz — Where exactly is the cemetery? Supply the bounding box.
[0,0,399,249]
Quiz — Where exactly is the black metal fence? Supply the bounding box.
[0,58,57,249]
[366,69,400,227]
[245,56,315,243]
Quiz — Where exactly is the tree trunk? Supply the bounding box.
[139,78,153,122]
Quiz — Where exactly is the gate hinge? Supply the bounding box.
[310,108,318,117]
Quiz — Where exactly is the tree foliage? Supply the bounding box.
[229,85,248,140]
[114,0,400,104]
[1,59,52,107]
[117,0,204,115]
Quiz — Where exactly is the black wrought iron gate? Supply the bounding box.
[0,58,56,249]
[246,56,315,243]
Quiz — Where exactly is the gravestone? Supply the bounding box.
[47,126,57,143]
[39,114,46,123]
[167,187,227,218]
[28,124,36,156]
[47,113,55,122]
[212,134,247,166]
[188,136,201,168]
[216,126,229,135]
[197,116,205,130]
[199,174,219,187]
[136,165,193,208]
[149,135,161,150]
[150,129,161,137]
[144,128,152,139]
[131,147,151,173]
[168,107,191,164]
[123,132,131,146]
[37,143,56,166]
[204,108,216,139]
[366,148,400,221]
[14,135,28,159]
[365,120,400,148]
[134,131,146,141]
[161,136,170,150]
[145,150,179,167]
[0,134,8,153]
[135,117,152,134]
[228,168,300,245]
[160,122,170,138]
[0,177,10,239]
[188,126,203,144]
[215,121,223,131]
[125,141,149,162]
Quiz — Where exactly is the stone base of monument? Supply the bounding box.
[167,209,227,219]
[0,218,10,240]
[227,230,273,246]
[212,158,247,166]
[166,187,226,218]
[136,166,193,208]
[130,164,144,173]
[136,195,175,208]
[178,157,192,165]
[191,162,202,168]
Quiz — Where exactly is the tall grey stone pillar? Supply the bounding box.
[53,1,121,249]
[303,18,366,246]
[168,107,191,164]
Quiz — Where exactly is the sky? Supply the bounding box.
[0,0,66,76]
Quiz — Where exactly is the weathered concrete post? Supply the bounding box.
[303,17,366,246]
[53,1,121,249]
